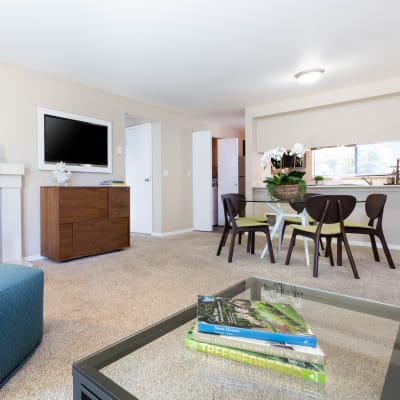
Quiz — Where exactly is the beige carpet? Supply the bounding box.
[1,232,399,399]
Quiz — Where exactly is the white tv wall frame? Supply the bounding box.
[37,107,113,173]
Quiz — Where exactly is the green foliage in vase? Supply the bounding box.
[263,170,307,199]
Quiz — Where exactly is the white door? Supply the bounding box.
[125,123,153,234]
[192,130,213,231]
[218,138,238,225]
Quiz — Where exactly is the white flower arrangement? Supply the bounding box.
[261,143,305,169]
[261,146,286,168]
[261,143,306,199]
[52,161,72,185]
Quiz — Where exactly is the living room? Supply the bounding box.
[0,1,399,399]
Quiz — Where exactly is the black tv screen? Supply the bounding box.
[44,114,108,166]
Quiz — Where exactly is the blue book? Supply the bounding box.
[197,296,317,348]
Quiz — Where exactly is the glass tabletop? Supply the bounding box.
[72,278,400,400]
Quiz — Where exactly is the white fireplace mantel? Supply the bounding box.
[0,163,25,263]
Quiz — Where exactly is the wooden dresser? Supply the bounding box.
[40,186,130,261]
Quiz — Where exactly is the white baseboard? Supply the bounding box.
[24,254,47,262]
[346,239,400,251]
[151,228,194,237]
[1,259,34,267]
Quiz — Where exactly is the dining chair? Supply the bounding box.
[285,195,359,279]
[217,195,275,263]
[339,193,395,269]
[235,194,269,223]
[280,193,323,247]
[216,193,268,256]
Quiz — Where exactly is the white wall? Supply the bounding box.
[255,94,400,151]
[0,62,212,259]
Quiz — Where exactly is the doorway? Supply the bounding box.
[125,122,153,234]
[192,133,241,230]
[217,138,239,225]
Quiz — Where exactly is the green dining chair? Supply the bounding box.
[285,195,359,278]
[338,193,395,269]
[217,194,275,263]
[216,193,268,256]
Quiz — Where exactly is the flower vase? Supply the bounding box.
[273,185,301,200]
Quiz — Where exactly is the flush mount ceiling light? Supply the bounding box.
[294,68,325,84]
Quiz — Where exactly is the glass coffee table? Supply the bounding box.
[72,277,400,400]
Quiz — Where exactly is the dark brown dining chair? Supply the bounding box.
[235,193,269,234]
[217,193,248,255]
[216,193,267,256]
[218,195,275,263]
[340,193,395,269]
[280,193,323,248]
[285,195,359,278]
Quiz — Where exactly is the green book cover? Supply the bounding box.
[184,324,325,384]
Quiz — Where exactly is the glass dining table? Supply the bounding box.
[246,199,310,265]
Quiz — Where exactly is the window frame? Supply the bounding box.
[312,142,398,178]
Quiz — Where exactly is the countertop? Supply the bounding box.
[253,184,400,190]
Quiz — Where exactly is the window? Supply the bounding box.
[357,142,400,175]
[313,146,355,176]
[313,141,400,177]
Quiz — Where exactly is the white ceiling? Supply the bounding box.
[1,0,400,127]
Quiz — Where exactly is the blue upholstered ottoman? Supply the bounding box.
[0,263,44,388]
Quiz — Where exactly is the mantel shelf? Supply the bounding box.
[0,163,25,176]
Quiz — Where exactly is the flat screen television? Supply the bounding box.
[38,108,112,173]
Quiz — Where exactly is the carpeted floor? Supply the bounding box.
[1,232,399,399]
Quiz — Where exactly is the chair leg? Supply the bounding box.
[319,237,325,251]
[369,234,380,262]
[285,232,297,265]
[341,233,360,279]
[216,228,229,256]
[325,237,334,266]
[228,232,237,263]
[324,243,329,257]
[246,233,256,254]
[280,221,287,247]
[247,232,254,254]
[337,237,342,266]
[378,234,396,269]
[313,238,320,278]
[238,232,243,245]
[250,232,255,254]
[222,227,230,246]
[265,229,275,263]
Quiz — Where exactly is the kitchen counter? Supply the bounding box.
[307,184,400,189]
[254,184,400,190]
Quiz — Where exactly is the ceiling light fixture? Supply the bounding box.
[294,68,325,84]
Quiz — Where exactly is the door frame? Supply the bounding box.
[192,130,213,231]
[125,123,153,234]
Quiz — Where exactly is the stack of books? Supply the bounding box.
[184,295,326,384]
[99,180,126,186]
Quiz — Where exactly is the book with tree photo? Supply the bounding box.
[197,296,317,348]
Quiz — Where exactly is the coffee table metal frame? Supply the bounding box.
[72,277,400,400]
